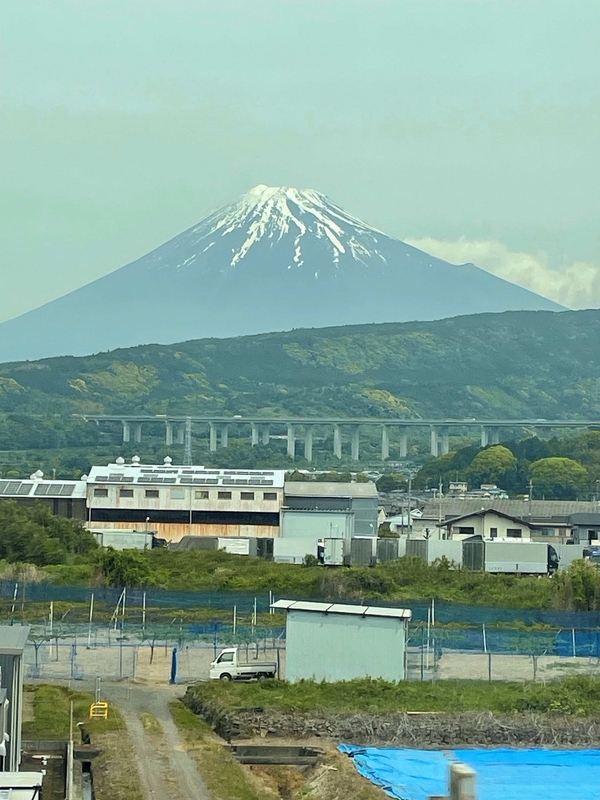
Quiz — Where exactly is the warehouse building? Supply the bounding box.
[272,600,411,682]
[275,481,379,563]
[0,475,86,520]
[281,481,378,538]
[0,458,380,547]
[86,458,285,542]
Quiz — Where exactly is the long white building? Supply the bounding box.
[86,457,285,541]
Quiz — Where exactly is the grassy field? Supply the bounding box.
[187,675,600,717]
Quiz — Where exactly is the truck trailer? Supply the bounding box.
[463,537,558,575]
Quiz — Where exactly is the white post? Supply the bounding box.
[122,587,126,623]
[253,597,257,628]
[142,591,147,628]
[482,623,487,654]
[87,593,94,649]
[450,762,477,800]
[233,605,237,635]
[49,601,53,634]
[572,628,576,657]
[426,608,431,669]
[431,597,435,626]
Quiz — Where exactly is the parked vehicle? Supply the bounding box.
[209,647,277,681]
[583,546,600,568]
[463,536,559,574]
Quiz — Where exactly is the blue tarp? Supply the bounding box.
[338,745,600,800]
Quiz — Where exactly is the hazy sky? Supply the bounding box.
[2,0,600,322]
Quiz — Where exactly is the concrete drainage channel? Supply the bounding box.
[21,739,100,800]
[228,744,324,767]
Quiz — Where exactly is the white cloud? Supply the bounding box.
[404,237,600,310]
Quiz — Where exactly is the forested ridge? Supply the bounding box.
[0,310,599,455]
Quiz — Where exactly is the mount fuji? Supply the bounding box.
[0,184,562,362]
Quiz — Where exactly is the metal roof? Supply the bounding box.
[421,498,600,521]
[568,513,600,525]
[284,482,378,498]
[0,625,30,654]
[271,599,411,620]
[88,462,286,489]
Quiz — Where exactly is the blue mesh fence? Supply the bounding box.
[5,582,600,628]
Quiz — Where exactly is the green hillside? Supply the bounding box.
[0,309,599,464]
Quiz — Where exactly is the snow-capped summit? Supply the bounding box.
[153,184,386,277]
[0,185,562,362]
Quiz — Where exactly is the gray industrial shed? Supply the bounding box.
[0,626,30,771]
[281,482,379,540]
[272,600,411,683]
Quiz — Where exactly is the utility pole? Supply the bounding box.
[183,417,193,465]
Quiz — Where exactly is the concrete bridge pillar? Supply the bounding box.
[381,426,389,461]
[287,424,296,459]
[262,426,270,446]
[480,426,489,448]
[440,429,450,456]
[251,424,259,446]
[134,424,142,444]
[351,427,360,462]
[490,428,500,445]
[430,426,439,457]
[165,422,173,446]
[176,425,185,445]
[220,425,229,449]
[209,423,218,452]
[333,425,342,459]
[304,427,314,462]
[399,429,408,458]
[122,421,131,443]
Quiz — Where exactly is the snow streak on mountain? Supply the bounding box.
[0,185,563,362]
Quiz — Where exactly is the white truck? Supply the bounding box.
[209,647,277,682]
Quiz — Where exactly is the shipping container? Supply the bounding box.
[323,537,345,566]
[350,536,376,567]
[377,538,399,563]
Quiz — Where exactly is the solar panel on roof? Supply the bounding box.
[59,484,75,496]
[95,475,109,482]
[17,483,33,495]
[34,484,50,495]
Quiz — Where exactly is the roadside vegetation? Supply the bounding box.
[4,532,600,613]
[186,675,600,717]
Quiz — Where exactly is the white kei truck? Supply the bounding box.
[209,647,277,682]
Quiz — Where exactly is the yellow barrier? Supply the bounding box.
[89,702,109,720]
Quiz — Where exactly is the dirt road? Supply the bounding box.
[102,683,211,800]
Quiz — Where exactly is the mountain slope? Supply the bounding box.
[0,185,562,362]
[0,311,599,448]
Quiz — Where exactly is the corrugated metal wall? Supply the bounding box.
[86,521,278,542]
[285,610,407,682]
